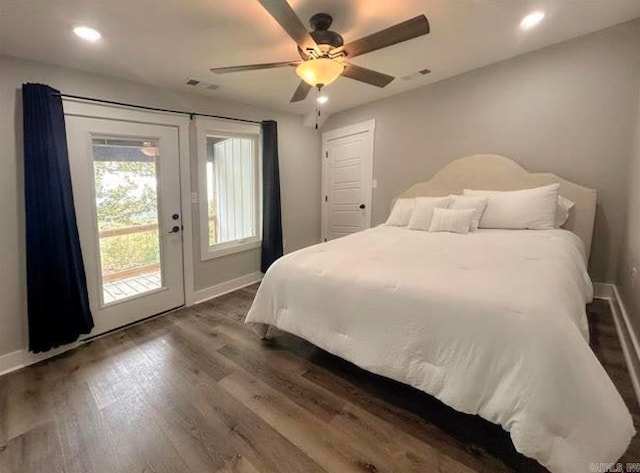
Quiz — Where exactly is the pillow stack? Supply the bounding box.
[428,207,477,234]
[385,198,415,227]
[386,195,487,233]
[407,197,451,230]
[463,184,559,230]
[449,195,488,231]
[556,195,574,227]
[385,184,574,233]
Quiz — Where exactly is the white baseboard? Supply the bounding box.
[594,282,640,408]
[593,282,615,300]
[191,271,262,305]
[0,342,81,377]
[0,272,263,377]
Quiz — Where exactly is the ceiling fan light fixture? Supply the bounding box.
[296,58,344,87]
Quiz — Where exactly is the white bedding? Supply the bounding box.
[246,226,634,472]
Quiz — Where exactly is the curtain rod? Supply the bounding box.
[50,92,264,125]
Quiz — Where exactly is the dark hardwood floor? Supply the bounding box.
[0,287,637,472]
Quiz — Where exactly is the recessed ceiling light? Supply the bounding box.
[73,26,102,42]
[520,11,545,30]
[317,95,328,105]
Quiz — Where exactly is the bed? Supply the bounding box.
[245,154,634,473]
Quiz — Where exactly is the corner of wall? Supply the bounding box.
[616,78,640,336]
[595,283,640,408]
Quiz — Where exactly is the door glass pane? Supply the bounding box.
[206,136,255,247]
[92,137,162,304]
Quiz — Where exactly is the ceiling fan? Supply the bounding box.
[210,0,430,103]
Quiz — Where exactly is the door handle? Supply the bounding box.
[359,204,366,209]
[168,225,181,234]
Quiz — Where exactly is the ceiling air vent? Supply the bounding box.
[185,78,220,91]
[401,68,431,81]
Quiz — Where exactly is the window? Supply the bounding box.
[196,118,261,259]
[91,137,162,302]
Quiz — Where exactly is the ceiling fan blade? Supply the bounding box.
[211,61,300,74]
[290,81,312,102]
[337,15,429,58]
[342,63,394,88]
[257,0,319,55]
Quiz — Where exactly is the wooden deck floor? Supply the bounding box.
[102,271,161,304]
[0,287,636,472]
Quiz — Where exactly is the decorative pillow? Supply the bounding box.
[448,195,488,231]
[555,195,575,228]
[385,198,415,226]
[407,196,451,231]
[463,184,559,230]
[428,208,476,234]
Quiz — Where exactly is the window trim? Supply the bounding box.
[195,117,262,261]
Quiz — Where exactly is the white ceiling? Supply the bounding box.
[1,0,640,115]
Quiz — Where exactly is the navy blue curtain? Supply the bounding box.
[260,120,284,273]
[23,83,94,352]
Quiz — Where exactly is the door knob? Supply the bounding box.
[168,225,181,234]
[359,204,366,209]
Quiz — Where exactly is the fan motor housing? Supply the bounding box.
[300,13,344,57]
[310,30,343,49]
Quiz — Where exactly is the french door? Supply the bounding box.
[66,115,184,336]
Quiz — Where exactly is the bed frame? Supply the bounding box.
[395,154,597,259]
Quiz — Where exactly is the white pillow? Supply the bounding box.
[556,195,575,228]
[448,195,488,231]
[407,196,451,230]
[428,208,476,234]
[386,198,415,226]
[463,184,559,230]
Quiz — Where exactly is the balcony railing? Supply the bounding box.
[98,216,217,284]
[99,223,160,284]
[98,222,159,239]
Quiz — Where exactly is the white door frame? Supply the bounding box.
[321,119,375,241]
[63,99,196,308]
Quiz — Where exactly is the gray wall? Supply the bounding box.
[618,81,640,333]
[324,20,640,283]
[0,54,320,357]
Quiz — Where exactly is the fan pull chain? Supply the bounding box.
[315,85,322,130]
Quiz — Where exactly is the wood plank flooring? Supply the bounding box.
[0,287,637,472]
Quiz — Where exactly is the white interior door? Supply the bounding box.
[322,120,375,241]
[66,115,184,335]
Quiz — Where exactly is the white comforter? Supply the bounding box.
[246,226,634,472]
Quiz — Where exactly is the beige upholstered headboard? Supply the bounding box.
[395,154,597,258]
